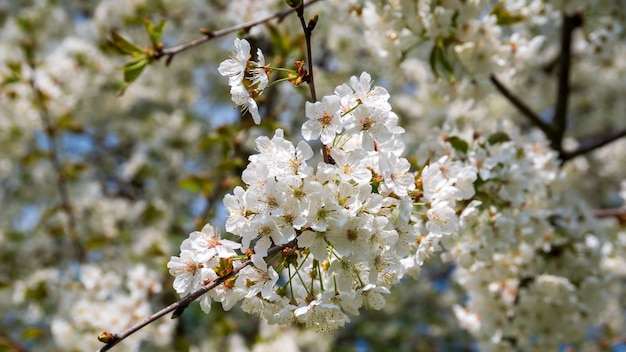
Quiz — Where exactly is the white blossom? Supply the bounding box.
[218,38,251,86]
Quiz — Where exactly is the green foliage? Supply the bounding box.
[122,58,149,85]
[143,17,166,49]
[107,18,167,95]
[490,2,525,25]
[487,132,511,145]
[178,174,215,194]
[445,136,469,154]
[1,61,21,86]
[108,30,144,56]
[429,38,456,81]
[285,0,303,8]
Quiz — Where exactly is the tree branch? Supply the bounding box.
[489,74,555,139]
[295,4,317,103]
[27,63,85,262]
[561,128,626,162]
[593,208,626,224]
[552,13,582,151]
[97,237,299,351]
[293,2,325,162]
[153,0,324,65]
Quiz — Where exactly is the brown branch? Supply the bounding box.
[27,63,85,262]
[552,13,582,151]
[153,0,324,65]
[593,208,626,224]
[292,2,327,164]
[295,4,317,103]
[490,74,555,139]
[97,237,299,351]
[294,3,325,163]
[561,128,626,162]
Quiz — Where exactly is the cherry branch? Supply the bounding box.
[552,13,583,150]
[26,61,85,263]
[97,237,299,351]
[152,0,323,65]
[560,128,626,162]
[489,74,555,139]
[293,2,318,102]
[593,208,626,224]
[491,13,590,162]
[291,1,328,164]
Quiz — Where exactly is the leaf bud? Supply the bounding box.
[307,14,319,32]
[285,0,302,8]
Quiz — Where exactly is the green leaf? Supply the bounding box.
[473,175,488,188]
[6,61,22,74]
[178,175,214,194]
[429,39,454,79]
[487,132,511,145]
[370,177,382,194]
[429,41,440,78]
[489,2,525,26]
[56,114,83,133]
[143,17,166,47]
[21,327,45,340]
[1,62,21,86]
[24,281,47,301]
[14,16,34,34]
[85,235,110,250]
[285,0,303,8]
[62,161,88,181]
[117,59,149,96]
[123,59,148,83]
[140,203,164,223]
[108,30,144,56]
[19,149,46,167]
[437,41,454,75]
[445,136,469,154]
[153,19,167,45]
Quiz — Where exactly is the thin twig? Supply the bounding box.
[561,128,626,162]
[295,5,317,102]
[593,208,626,222]
[294,3,326,163]
[97,238,299,351]
[154,0,324,64]
[552,14,581,151]
[489,74,555,139]
[28,64,85,262]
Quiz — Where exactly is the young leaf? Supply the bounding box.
[429,41,440,78]
[487,132,511,145]
[446,136,469,154]
[490,2,525,26]
[143,17,167,47]
[1,61,22,86]
[178,175,214,194]
[123,59,148,83]
[108,30,144,56]
[437,41,454,75]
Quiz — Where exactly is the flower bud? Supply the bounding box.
[97,331,117,344]
[285,0,302,8]
[307,14,319,32]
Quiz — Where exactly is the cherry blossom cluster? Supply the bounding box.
[11,264,175,351]
[168,38,480,331]
[413,125,619,350]
[4,1,626,350]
